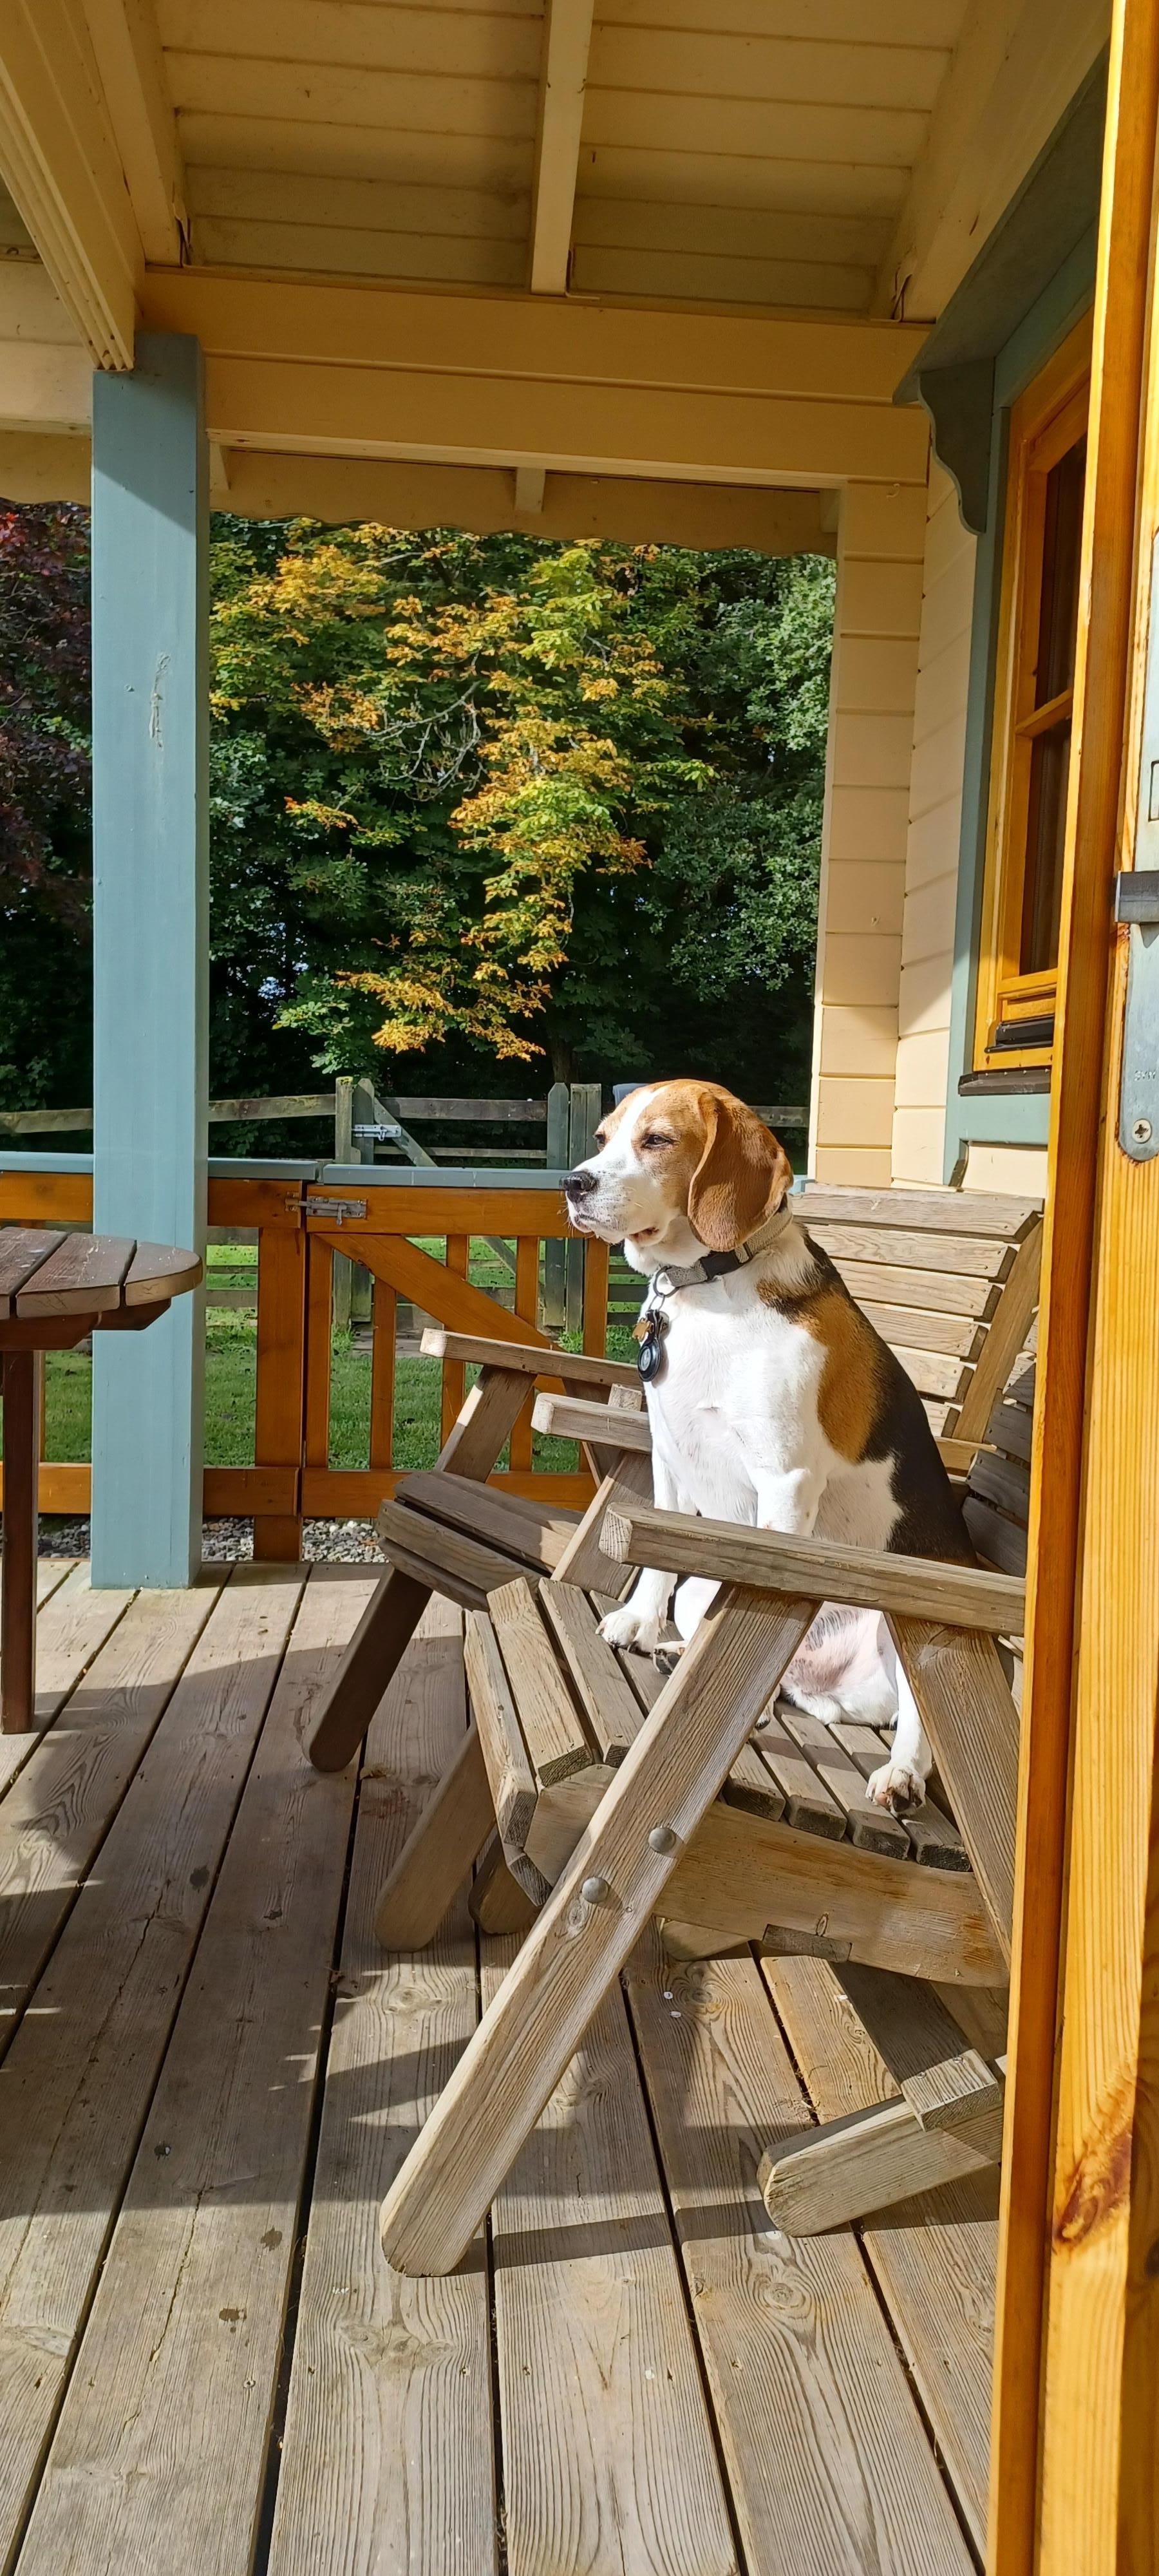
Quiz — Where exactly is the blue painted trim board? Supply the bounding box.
[942,229,1097,1180]
[90,335,209,1586]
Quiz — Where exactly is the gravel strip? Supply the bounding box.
[29,1517,384,1565]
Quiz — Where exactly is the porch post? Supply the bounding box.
[90,334,208,1587]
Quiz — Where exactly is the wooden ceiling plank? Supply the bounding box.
[82,0,187,263]
[530,0,596,292]
[0,0,140,365]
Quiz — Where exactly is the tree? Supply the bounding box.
[0,504,92,1108]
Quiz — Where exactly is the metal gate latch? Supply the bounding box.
[283,1192,368,1224]
[1115,869,1159,1160]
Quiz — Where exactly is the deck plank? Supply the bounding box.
[482,1941,739,2576]
[24,1564,137,1728]
[267,1599,501,2576]
[626,1949,975,2576]
[0,1566,304,2569]
[0,1581,221,2031]
[15,1567,372,2576]
[764,1956,997,2555]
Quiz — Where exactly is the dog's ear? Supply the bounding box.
[688,1093,793,1252]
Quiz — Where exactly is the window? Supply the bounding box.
[974,319,1091,1070]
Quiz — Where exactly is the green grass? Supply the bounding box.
[30,1235,639,1488]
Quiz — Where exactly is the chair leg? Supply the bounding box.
[469,1835,540,1937]
[379,1584,815,2277]
[759,2089,1004,2235]
[308,1364,531,1771]
[374,1721,496,1946]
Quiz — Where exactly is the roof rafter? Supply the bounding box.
[529,0,596,294]
[81,0,187,267]
[0,0,140,366]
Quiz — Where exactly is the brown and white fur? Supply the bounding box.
[565,1079,974,1812]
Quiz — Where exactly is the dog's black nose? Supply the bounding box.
[565,1167,596,1198]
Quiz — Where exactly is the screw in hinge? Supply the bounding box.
[1133,1118,1153,1144]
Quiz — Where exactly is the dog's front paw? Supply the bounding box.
[599,1604,661,1652]
[867,1759,926,1816]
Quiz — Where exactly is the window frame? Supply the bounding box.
[974,317,1092,1073]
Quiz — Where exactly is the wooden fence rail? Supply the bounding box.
[0,1168,610,1549]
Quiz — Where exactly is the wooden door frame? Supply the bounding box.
[990,3,1159,2568]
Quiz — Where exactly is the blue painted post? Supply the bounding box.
[90,334,208,1586]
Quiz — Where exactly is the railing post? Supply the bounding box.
[543,1081,569,1331]
[566,1082,601,1336]
[350,1076,375,1326]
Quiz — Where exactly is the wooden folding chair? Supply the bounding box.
[372,1477,1021,2277]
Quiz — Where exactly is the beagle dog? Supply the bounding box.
[564,1079,974,1811]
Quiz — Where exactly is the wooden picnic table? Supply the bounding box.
[0,1229,202,1730]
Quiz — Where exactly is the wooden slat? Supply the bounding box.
[797,1186,1039,1236]
[253,1215,306,1560]
[860,1300,984,1359]
[825,1255,1001,1318]
[892,1343,971,1401]
[376,1497,530,1607]
[963,1494,1028,1576]
[0,1231,64,1312]
[766,1954,998,2554]
[0,1581,218,2032]
[421,1326,639,1388]
[889,1618,1019,1958]
[532,1390,652,1450]
[551,1455,653,1596]
[378,1587,816,2276]
[490,1577,595,1784]
[509,1231,539,1473]
[605,1499,1026,1632]
[970,1445,1032,1522]
[626,1950,976,2574]
[440,1233,469,1445]
[776,1704,911,1855]
[719,1738,787,1819]
[902,2047,1004,2131]
[988,1392,1034,1462]
[0,1566,305,2568]
[303,1229,332,1473]
[827,1721,969,1869]
[369,1274,396,1468]
[331,1231,556,1359]
[373,1715,495,1947]
[750,1709,847,1838]
[758,2088,1003,2237]
[399,1468,560,1571]
[14,1232,134,1317]
[481,1938,738,2576]
[15,1567,370,2576]
[811,1220,1012,1278]
[950,1217,1042,1445]
[538,1580,648,1764]
[122,1240,202,1303]
[464,1613,540,1857]
[269,1598,498,2576]
[581,1233,610,1355]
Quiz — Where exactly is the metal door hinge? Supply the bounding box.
[1115,871,1159,1160]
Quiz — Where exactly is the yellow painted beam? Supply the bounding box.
[222,452,838,551]
[81,0,187,265]
[140,269,929,487]
[529,0,596,294]
[0,0,140,366]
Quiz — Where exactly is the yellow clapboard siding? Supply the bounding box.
[837,555,925,638]
[910,620,974,746]
[901,869,958,970]
[908,708,974,823]
[569,245,871,310]
[578,145,909,220]
[818,1005,901,1078]
[903,793,966,891]
[831,712,917,790]
[160,0,543,79]
[819,931,903,1007]
[912,551,975,669]
[827,783,912,864]
[841,480,929,558]
[581,91,928,167]
[896,951,955,1038]
[834,633,933,714]
[894,1027,954,1108]
[813,1144,896,1186]
[890,1106,951,1185]
[824,860,907,936]
[814,1075,898,1150]
[186,164,530,240]
[193,215,527,287]
[585,26,950,111]
[167,57,538,139]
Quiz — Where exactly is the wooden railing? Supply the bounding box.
[0,1167,608,1550]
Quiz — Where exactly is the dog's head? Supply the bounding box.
[564,1081,793,1268]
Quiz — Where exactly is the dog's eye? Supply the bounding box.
[641,1132,672,1150]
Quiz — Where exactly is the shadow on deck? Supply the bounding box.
[0,1560,997,2574]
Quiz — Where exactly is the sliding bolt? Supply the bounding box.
[648,1825,679,1855]
[581,1875,612,1906]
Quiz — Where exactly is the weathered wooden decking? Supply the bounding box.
[0,1560,999,2574]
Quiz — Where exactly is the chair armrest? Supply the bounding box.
[531,1391,652,1450]
[420,1327,639,1390]
[602,1499,1024,1635]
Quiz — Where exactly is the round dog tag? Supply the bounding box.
[636,1307,668,1383]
